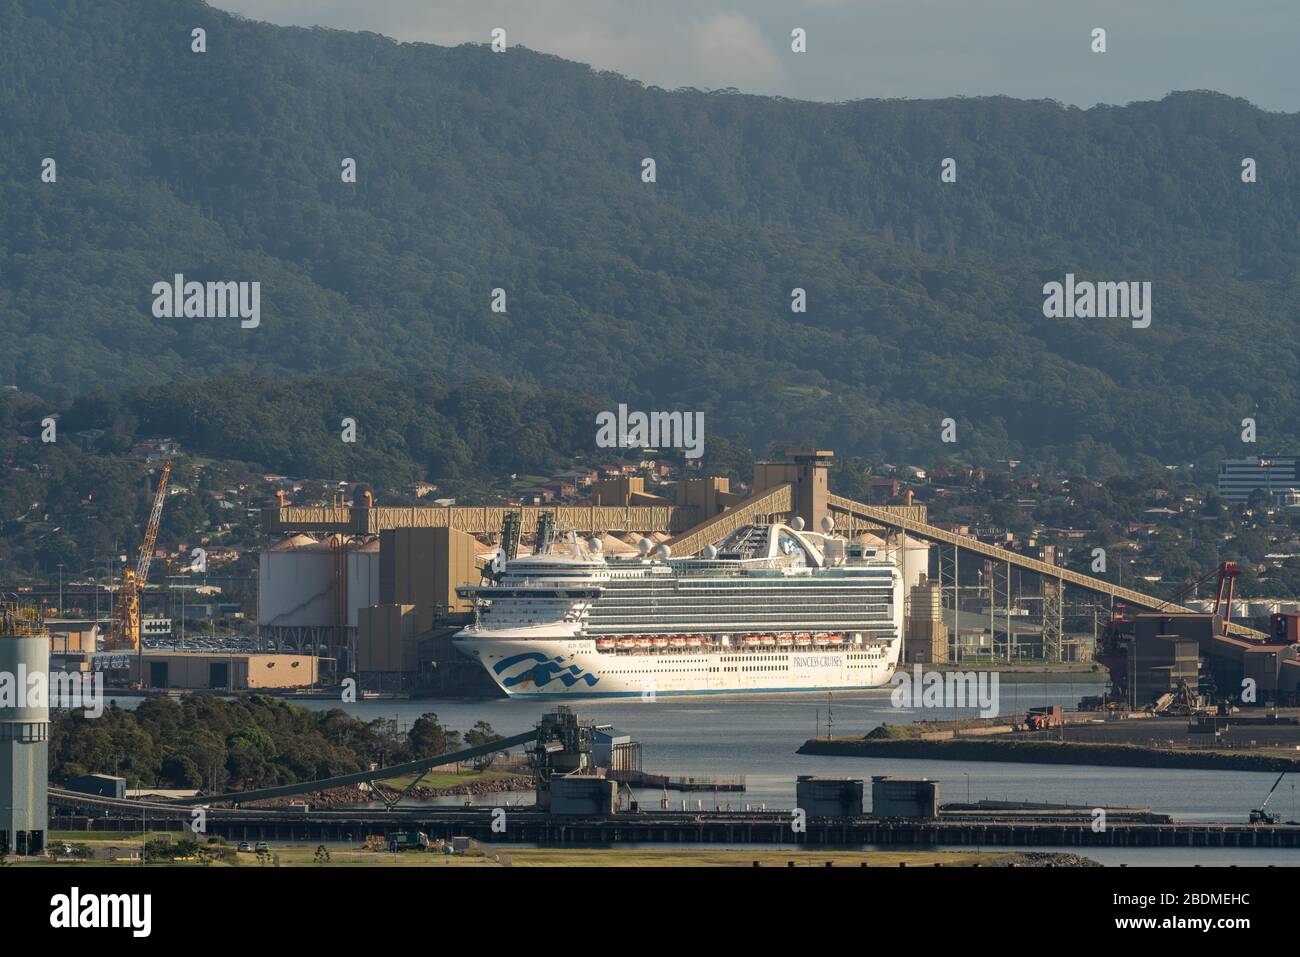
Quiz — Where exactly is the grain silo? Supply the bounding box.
[258,534,379,666]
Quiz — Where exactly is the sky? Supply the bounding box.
[211,0,1300,112]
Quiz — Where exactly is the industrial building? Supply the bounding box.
[550,774,619,816]
[65,773,127,799]
[126,651,324,690]
[1130,634,1200,705]
[44,619,99,655]
[359,526,483,693]
[1210,633,1300,705]
[252,449,1277,698]
[593,726,639,772]
[257,531,380,665]
[871,776,940,819]
[905,576,948,663]
[796,776,864,817]
[1217,454,1300,503]
[0,603,49,856]
[1107,611,1300,708]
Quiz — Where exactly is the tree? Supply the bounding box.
[466,721,504,770]
[408,714,460,760]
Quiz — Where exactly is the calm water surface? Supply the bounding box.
[107,681,1300,864]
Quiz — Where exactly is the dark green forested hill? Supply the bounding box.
[1,0,1298,471]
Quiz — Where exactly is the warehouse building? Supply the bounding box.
[127,651,324,690]
[65,773,127,799]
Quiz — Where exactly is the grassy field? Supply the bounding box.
[25,833,1015,867]
[375,768,530,791]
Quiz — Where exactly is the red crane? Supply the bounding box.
[1157,561,1240,636]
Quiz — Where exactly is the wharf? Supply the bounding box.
[610,771,746,792]
[49,791,1300,848]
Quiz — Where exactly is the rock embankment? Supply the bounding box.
[247,774,533,808]
[383,776,533,802]
[1000,852,1101,867]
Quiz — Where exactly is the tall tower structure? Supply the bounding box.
[788,449,832,531]
[0,602,49,857]
[752,449,833,531]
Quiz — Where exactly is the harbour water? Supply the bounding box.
[106,681,1300,863]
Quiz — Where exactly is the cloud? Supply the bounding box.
[213,0,1300,110]
[217,1,787,93]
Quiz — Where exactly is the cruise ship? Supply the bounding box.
[452,519,904,698]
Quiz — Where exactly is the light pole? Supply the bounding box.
[57,563,64,614]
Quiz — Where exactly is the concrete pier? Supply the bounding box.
[49,790,1300,849]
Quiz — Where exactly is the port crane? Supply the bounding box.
[105,459,171,651]
[1250,770,1288,825]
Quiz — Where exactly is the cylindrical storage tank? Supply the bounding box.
[346,538,381,627]
[258,535,334,628]
[0,629,50,850]
[879,535,930,593]
[0,632,50,724]
[901,536,931,593]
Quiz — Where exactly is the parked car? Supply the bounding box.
[238,841,252,852]
[254,841,269,853]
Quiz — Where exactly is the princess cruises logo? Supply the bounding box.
[493,652,599,690]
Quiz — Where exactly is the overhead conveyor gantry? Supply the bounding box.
[171,729,538,806]
[826,494,1268,641]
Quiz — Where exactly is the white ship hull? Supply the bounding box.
[454,632,900,699]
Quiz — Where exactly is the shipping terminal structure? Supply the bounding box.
[132,446,1292,705]
[451,518,903,698]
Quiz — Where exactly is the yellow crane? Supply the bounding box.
[106,459,171,651]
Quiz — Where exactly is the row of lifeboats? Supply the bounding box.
[593,633,847,653]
